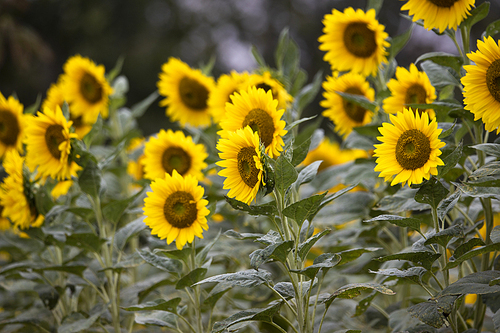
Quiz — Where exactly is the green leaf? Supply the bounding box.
[414,178,449,209]
[131,91,159,118]
[282,192,328,227]
[452,238,485,260]
[438,141,463,178]
[58,304,108,333]
[66,233,105,253]
[196,229,221,265]
[114,217,146,251]
[251,45,266,67]
[324,283,395,308]
[293,161,322,189]
[293,71,323,115]
[491,226,500,243]
[444,243,500,269]
[98,140,127,169]
[24,93,42,114]
[137,249,182,274]
[366,0,384,14]
[78,159,102,199]
[285,115,317,132]
[275,154,298,195]
[123,298,181,314]
[224,196,278,217]
[388,24,413,59]
[337,247,382,266]
[375,252,441,271]
[407,295,459,328]
[134,311,177,328]
[211,302,282,333]
[365,215,422,235]
[203,283,232,309]
[106,55,125,82]
[176,268,208,289]
[223,230,263,240]
[370,267,427,285]
[460,1,490,30]
[275,28,300,82]
[424,224,465,248]
[255,230,282,245]
[36,264,87,277]
[36,284,59,310]
[103,189,145,224]
[274,282,295,298]
[155,248,192,263]
[471,143,500,157]
[453,180,500,198]
[470,161,500,178]
[194,269,272,288]
[485,18,500,38]
[438,121,459,139]
[421,60,461,88]
[416,52,463,74]
[440,270,500,296]
[291,253,341,279]
[298,229,331,261]
[335,91,378,112]
[353,291,378,318]
[250,240,294,270]
[437,190,461,222]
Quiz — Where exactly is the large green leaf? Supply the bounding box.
[291,253,341,279]
[407,295,459,328]
[452,238,485,260]
[453,179,500,198]
[414,178,449,209]
[337,247,381,266]
[249,240,294,270]
[471,143,500,157]
[123,298,181,313]
[137,249,182,274]
[211,302,282,333]
[460,2,490,30]
[486,18,500,38]
[421,60,461,88]
[102,188,145,223]
[194,269,272,288]
[224,196,278,217]
[176,268,208,289]
[370,267,427,285]
[298,229,331,261]
[416,52,463,74]
[324,283,395,308]
[203,283,232,309]
[439,271,500,296]
[134,311,177,328]
[388,24,413,59]
[437,190,461,222]
[438,141,463,178]
[274,154,298,195]
[336,91,378,112]
[375,251,441,270]
[58,304,108,333]
[365,215,422,235]
[424,224,465,248]
[282,192,328,227]
[78,159,102,199]
[444,243,500,269]
[114,217,146,251]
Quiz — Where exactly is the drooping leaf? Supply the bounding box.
[424,224,465,248]
[437,190,461,222]
[439,270,500,296]
[416,52,463,74]
[224,196,278,217]
[123,298,181,314]
[134,311,177,328]
[291,253,341,279]
[336,91,378,112]
[365,215,422,235]
[194,269,272,288]
[337,247,382,266]
[471,143,500,157]
[58,304,108,333]
[211,302,282,333]
[453,180,500,198]
[274,282,295,299]
[298,229,331,261]
[370,267,427,285]
[353,291,378,317]
[414,178,449,209]
[375,251,441,271]
[176,268,208,290]
[223,230,263,240]
[444,243,500,269]
[203,283,232,309]
[470,161,500,178]
[283,192,328,227]
[407,295,459,328]
[452,238,485,260]
[324,283,395,308]
[249,240,294,270]
[137,249,182,274]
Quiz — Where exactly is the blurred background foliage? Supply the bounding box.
[0,0,498,136]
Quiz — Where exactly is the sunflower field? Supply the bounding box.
[2,0,500,332]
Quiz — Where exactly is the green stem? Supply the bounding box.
[266,283,298,317]
[309,275,324,333]
[190,240,204,333]
[278,314,300,333]
[269,321,288,333]
[177,313,198,333]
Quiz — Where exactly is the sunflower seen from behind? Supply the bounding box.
[247,71,293,110]
[0,92,26,159]
[143,170,209,250]
[384,63,437,119]
[318,7,389,77]
[25,105,79,182]
[142,129,208,181]
[321,72,375,138]
[217,126,264,205]
[462,37,500,133]
[208,71,250,124]
[60,55,113,123]
[374,108,445,187]
[219,86,287,158]
[157,57,216,128]
[400,0,475,33]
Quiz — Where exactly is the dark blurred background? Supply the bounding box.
[0,0,497,136]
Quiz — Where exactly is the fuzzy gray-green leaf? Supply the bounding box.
[123,297,181,313]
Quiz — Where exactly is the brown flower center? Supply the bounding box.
[405,84,429,116]
[70,115,84,129]
[342,87,367,123]
[343,22,377,58]
[395,129,431,170]
[242,108,275,147]
[45,124,66,160]
[179,77,209,110]
[80,73,103,104]
[255,83,278,100]
[162,147,191,176]
[237,146,260,188]
[486,59,500,103]
[429,0,459,7]
[163,191,197,229]
[0,109,20,147]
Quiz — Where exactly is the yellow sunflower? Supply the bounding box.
[216,126,264,205]
[247,71,293,110]
[43,81,94,139]
[374,108,445,187]
[0,150,44,230]
[25,105,79,181]
[384,63,437,119]
[208,71,250,124]
[157,57,216,128]
[401,0,475,33]
[0,92,25,159]
[60,55,113,123]
[143,170,209,250]
[462,37,500,134]
[219,86,287,158]
[142,129,208,181]
[321,72,375,138]
[318,7,390,77]
[127,137,146,182]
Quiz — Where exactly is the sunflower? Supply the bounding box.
[208,71,250,124]
[401,0,475,33]
[383,63,437,118]
[142,129,208,181]
[0,150,44,230]
[60,55,113,123]
[374,108,445,187]
[43,81,94,139]
[0,92,25,159]
[219,86,287,158]
[318,7,390,77]
[143,170,209,250]
[247,71,293,110]
[157,57,216,128]
[216,126,264,205]
[25,105,79,181]
[462,37,500,134]
[321,72,375,138]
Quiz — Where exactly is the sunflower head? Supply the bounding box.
[143,170,209,250]
[462,36,500,133]
[0,92,25,159]
[318,7,390,76]
[157,58,216,128]
[374,108,445,187]
[216,126,264,205]
[401,0,475,32]
[384,63,437,118]
[60,55,113,123]
[208,71,251,124]
[219,86,287,158]
[247,71,293,110]
[320,72,375,138]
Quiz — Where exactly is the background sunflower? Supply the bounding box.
[0,92,25,159]
[208,71,250,124]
